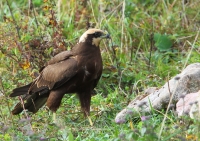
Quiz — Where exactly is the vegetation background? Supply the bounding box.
[0,0,199,140]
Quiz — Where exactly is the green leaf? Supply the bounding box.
[68,131,74,141]
[33,0,43,7]
[11,47,19,56]
[153,33,173,51]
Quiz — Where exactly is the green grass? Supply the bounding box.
[0,0,200,140]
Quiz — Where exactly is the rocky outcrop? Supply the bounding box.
[115,63,200,124]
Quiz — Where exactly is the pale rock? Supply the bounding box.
[115,63,200,124]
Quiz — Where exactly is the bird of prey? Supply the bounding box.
[10,28,110,120]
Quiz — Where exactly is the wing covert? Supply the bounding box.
[30,58,78,91]
[47,51,73,65]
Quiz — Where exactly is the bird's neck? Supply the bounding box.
[72,42,100,55]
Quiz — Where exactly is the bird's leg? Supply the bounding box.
[78,92,93,126]
[47,91,65,124]
[53,112,56,123]
[86,112,93,126]
[83,108,93,126]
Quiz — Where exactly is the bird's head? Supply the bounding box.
[79,28,110,47]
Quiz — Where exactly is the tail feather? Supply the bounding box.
[27,95,48,113]
[10,83,49,115]
[11,93,49,115]
[9,83,32,97]
[11,94,37,115]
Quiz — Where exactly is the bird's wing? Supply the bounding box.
[47,51,73,65]
[38,51,73,72]
[29,51,78,92]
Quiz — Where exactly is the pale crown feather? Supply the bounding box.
[79,28,104,45]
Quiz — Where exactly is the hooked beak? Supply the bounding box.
[101,33,111,39]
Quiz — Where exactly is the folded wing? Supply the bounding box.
[29,51,78,93]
